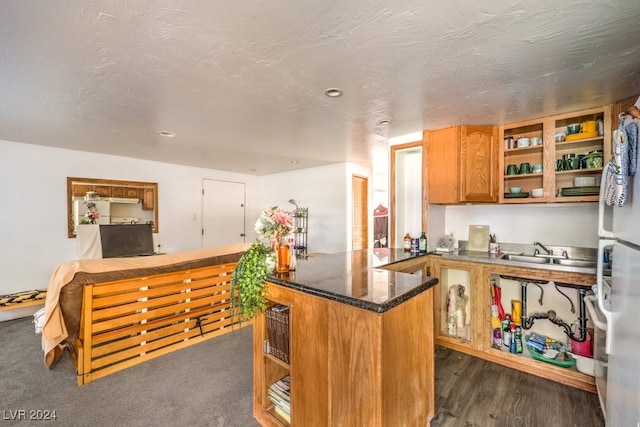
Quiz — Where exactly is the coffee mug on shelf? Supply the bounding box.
[504,136,514,150]
[533,164,543,173]
[565,157,580,170]
[506,164,519,175]
[555,159,564,171]
[578,154,587,169]
[519,162,532,174]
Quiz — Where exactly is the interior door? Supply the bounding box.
[202,179,246,247]
[352,175,368,250]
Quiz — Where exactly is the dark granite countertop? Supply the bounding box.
[267,249,438,313]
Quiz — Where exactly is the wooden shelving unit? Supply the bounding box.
[291,208,308,257]
[256,301,291,426]
[499,106,612,203]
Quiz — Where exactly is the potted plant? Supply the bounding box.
[230,241,271,321]
[230,206,294,321]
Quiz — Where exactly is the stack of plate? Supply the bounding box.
[504,192,529,198]
[561,186,600,196]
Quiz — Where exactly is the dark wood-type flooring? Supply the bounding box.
[431,346,605,427]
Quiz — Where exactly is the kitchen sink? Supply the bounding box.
[499,253,597,269]
[552,258,597,268]
[499,254,551,264]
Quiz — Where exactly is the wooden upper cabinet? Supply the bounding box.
[93,185,111,197]
[111,186,126,198]
[72,184,92,197]
[111,186,141,198]
[460,125,499,202]
[426,125,498,204]
[426,126,459,204]
[142,188,155,210]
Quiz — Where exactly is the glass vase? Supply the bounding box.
[276,239,290,273]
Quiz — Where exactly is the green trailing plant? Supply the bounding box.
[230,241,271,321]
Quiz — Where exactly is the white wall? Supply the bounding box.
[438,203,598,249]
[257,163,353,254]
[0,139,259,294]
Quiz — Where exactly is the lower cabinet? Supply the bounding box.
[430,255,597,392]
[430,257,484,352]
[254,284,325,427]
[253,280,435,426]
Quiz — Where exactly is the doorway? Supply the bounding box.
[390,141,427,248]
[202,179,246,247]
[352,175,368,250]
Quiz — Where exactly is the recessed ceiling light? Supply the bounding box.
[377,119,392,126]
[158,131,176,137]
[249,168,257,172]
[324,88,343,98]
[290,160,299,164]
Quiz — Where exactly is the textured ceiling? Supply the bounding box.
[1,1,639,174]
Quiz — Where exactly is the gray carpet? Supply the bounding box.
[1,317,260,427]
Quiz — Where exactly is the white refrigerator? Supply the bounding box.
[595,114,640,425]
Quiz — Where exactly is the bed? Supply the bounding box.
[42,243,250,385]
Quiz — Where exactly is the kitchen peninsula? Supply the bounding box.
[252,249,438,426]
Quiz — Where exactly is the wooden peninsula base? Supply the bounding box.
[252,250,438,426]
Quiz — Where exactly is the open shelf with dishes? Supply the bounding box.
[553,111,606,202]
[499,106,611,203]
[501,121,546,202]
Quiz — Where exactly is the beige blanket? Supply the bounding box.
[42,243,250,368]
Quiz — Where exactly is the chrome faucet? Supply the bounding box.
[533,242,570,259]
[533,241,552,256]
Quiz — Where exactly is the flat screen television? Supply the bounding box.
[99,224,155,258]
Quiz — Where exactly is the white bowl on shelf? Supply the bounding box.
[574,176,596,187]
[531,188,544,198]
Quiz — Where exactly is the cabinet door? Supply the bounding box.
[427,126,460,204]
[111,186,126,198]
[431,257,483,351]
[142,188,155,210]
[460,125,498,202]
[72,184,92,197]
[93,185,111,197]
[125,187,141,198]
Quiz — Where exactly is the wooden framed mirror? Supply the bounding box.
[67,177,158,238]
